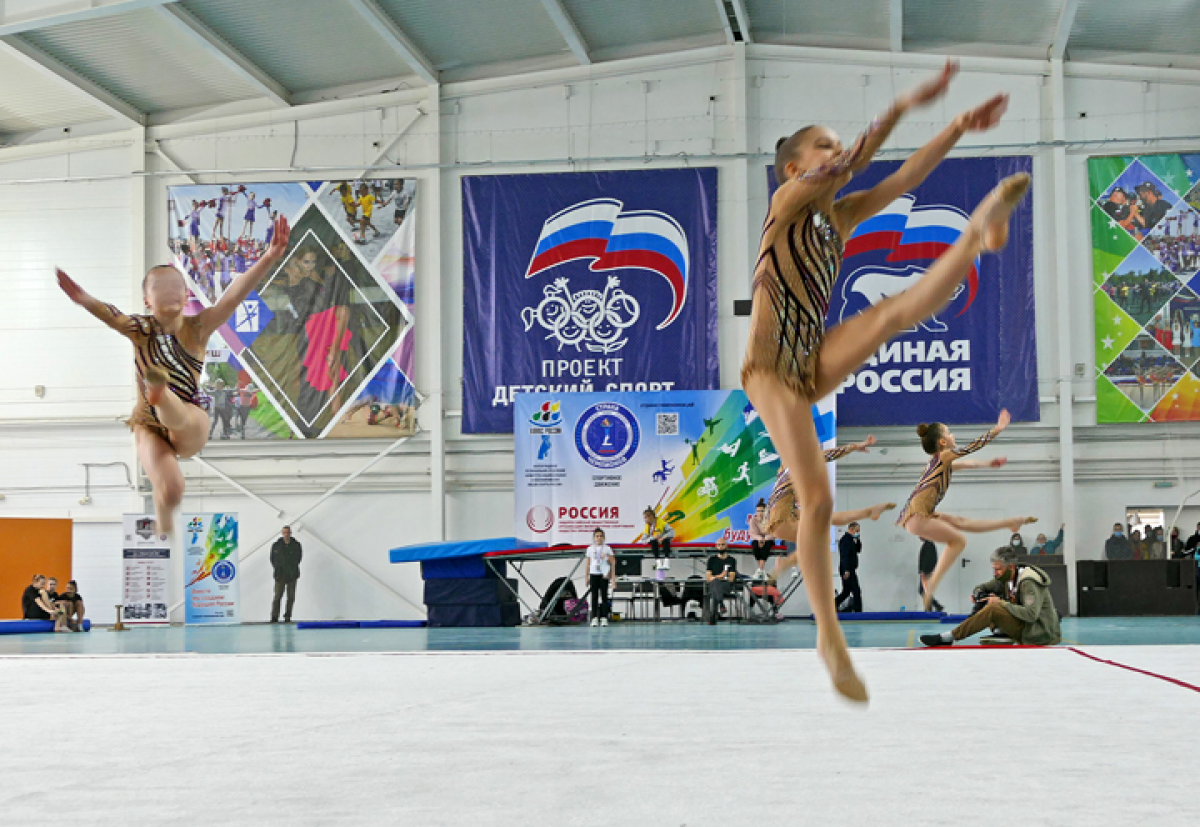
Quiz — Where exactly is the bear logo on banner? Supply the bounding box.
[838,194,978,334]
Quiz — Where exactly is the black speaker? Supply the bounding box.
[616,554,642,576]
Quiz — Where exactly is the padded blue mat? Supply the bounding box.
[296,620,426,629]
[0,619,92,635]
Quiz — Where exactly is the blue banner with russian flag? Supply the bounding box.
[463,169,719,433]
[768,155,1037,426]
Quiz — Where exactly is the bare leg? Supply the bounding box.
[143,369,211,459]
[832,502,897,526]
[135,429,185,536]
[940,513,1037,534]
[812,174,1031,398]
[904,515,966,611]
[745,373,866,703]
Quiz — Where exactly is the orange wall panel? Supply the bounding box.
[0,519,73,620]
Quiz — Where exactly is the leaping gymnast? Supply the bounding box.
[897,409,1036,613]
[766,435,896,579]
[740,59,1028,702]
[56,215,291,536]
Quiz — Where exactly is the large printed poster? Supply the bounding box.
[168,180,417,439]
[1090,153,1200,422]
[183,513,240,625]
[767,156,1038,426]
[514,390,835,545]
[121,514,170,625]
[462,169,719,433]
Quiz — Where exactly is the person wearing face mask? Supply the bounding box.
[835,522,863,613]
[1105,523,1133,561]
[921,547,1060,646]
[1008,532,1028,555]
[1145,527,1166,561]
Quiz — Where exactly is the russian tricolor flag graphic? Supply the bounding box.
[525,198,690,329]
[845,195,980,316]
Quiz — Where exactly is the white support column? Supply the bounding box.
[1049,59,1079,614]
[424,89,446,542]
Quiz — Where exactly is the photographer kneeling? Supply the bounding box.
[921,547,1061,647]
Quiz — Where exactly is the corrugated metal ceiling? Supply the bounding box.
[0,48,110,133]
[562,0,725,53]
[20,8,267,114]
[377,0,567,70]
[0,0,1197,137]
[179,0,417,93]
[747,0,891,48]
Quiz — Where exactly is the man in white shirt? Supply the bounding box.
[585,528,616,627]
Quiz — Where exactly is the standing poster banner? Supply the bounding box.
[514,390,835,546]
[462,168,720,433]
[183,513,240,625]
[121,514,171,624]
[767,156,1037,426]
[167,179,418,440]
[1089,152,1200,422]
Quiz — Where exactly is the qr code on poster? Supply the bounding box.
[656,413,679,436]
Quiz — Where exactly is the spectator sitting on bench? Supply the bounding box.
[921,547,1061,647]
[41,577,74,633]
[705,537,738,625]
[642,507,674,559]
[22,574,50,620]
[56,580,86,632]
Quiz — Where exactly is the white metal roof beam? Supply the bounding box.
[344,0,438,85]
[0,0,177,37]
[889,0,903,52]
[541,0,590,64]
[0,35,144,126]
[155,5,290,107]
[1050,0,1080,60]
[729,0,753,44]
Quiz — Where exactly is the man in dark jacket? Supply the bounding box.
[835,523,863,613]
[921,547,1061,646]
[1105,523,1133,561]
[270,526,303,623]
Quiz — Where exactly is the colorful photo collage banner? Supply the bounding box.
[1090,153,1200,422]
[167,179,417,439]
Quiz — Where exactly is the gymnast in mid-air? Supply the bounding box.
[56,214,291,536]
[741,58,1028,701]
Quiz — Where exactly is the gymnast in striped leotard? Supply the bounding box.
[739,59,1027,702]
[898,409,1036,611]
[56,215,291,536]
[766,436,896,565]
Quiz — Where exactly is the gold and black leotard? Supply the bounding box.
[103,303,205,446]
[896,429,997,527]
[764,446,853,532]
[740,114,892,400]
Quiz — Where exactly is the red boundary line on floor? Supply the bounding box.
[1068,647,1200,694]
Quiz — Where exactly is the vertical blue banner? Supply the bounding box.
[768,156,1037,426]
[183,513,241,625]
[463,168,720,433]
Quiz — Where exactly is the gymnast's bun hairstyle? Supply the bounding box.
[774,125,817,185]
[756,498,766,509]
[917,422,945,455]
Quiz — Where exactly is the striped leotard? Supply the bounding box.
[764,445,853,532]
[740,115,890,400]
[103,304,205,447]
[896,429,997,527]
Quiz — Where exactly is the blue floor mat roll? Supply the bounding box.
[296,621,360,629]
[0,619,91,635]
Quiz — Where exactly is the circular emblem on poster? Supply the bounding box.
[575,402,640,469]
[526,506,555,533]
[212,559,236,584]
